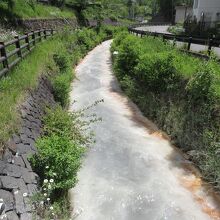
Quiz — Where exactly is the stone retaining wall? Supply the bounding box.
[0,76,55,220]
[17,18,77,31]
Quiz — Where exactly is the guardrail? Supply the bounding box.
[130,22,171,28]
[0,29,55,78]
[128,27,220,56]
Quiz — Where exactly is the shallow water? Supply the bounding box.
[69,40,220,220]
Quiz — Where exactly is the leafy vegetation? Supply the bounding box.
[112,32,220,189]
[29,26,117,218]
[0,37,60,146]
[31,107,86,193]
[0,25,122,145]
[0,0,75,21]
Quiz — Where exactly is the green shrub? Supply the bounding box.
[31,107,87,194]
[186,64,214,102]
[33,133,84,192]
[114,35,141,78]
[51,50,73,107]
[52,71,73,107]
[76,28,97,51]
[53,53,70,72]
[42,106,90,145]
[111,31,129,53]
[135,52,180,93]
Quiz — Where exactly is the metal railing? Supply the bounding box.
[0,29,55,78]
[130,22,172,28]
[128,27,220,56]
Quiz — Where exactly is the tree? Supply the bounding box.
[50,0,66,7]
[66,0,102,26]
[1,0,14,10]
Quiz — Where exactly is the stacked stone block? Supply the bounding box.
[0,76,55,220]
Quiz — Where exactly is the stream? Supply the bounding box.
[69,40,220,220]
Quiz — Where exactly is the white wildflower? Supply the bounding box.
[48,184,52,190]
[50,206,53,210]
[113,51,119,55]
[46,166,49,169]
[49,179,54,183]
[23,193,28,197]
[14,191,19,195]
[44,179,48,184]
[47,198,50,201]
[44,193,47,197]
[0,214,7,219]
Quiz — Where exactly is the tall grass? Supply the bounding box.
[0,0,75,19]
[0,37,61,145]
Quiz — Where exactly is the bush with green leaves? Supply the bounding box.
[186,64,215,103]
[52,70,73,107]
[51,51,73,107]
[134,52,180,93]
[112,32,220,190]
[31,106,89,194]
[51,27,116,108]
[114,34,141,79]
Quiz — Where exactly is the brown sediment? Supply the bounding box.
[150,131,171,141]
[180,176,220,219]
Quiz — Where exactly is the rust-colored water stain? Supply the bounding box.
[150,131,171,141]
[180,176,220,219]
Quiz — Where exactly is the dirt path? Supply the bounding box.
[69,40,220,220]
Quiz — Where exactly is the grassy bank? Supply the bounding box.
[0,37,61,145]
[0,26,122,145]
[111,32,220,189]
[0,0,75,21]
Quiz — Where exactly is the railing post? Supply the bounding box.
[0,42,9,71]
[32,31,36,46]
[25,33,30,51]
[50,29,54,36]
[187,37,192,51]
[208,38,213,56]
[14,36,22,58]
[38,30,42,42]
[162,34,165,42]
[173,36,176,46]
[44,29,47,39]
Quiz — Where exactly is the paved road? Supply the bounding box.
[136,25,170,34]
[69,40,219,220]
[136,25,220,56]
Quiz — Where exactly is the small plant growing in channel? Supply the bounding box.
[31,169,57,219]
[31,100,103,218]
